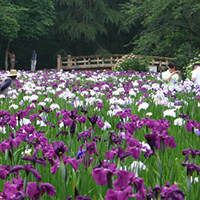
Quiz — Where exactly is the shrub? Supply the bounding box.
[113,54,151,72]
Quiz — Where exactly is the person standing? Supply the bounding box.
[0,69,17,97]
[162,62,181,88]
[8,51,16,69]
[191,63,200,87]
[31,50,37,71]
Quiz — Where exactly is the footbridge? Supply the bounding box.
[57,54,172,72]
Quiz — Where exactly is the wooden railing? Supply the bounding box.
[57,54,173,72]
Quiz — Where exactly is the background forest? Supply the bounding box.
[1,0,200,71]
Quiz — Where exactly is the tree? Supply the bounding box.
[121,0,200,59]
[53,0,129,55]
[0,0,23,70]
[0,0,55,70]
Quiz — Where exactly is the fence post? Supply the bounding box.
[68,55,72,68]
[57,54,62,70]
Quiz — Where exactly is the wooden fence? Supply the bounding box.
[57,54,173,72]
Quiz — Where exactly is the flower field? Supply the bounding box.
[0,69,200,200]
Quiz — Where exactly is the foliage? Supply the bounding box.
[0,0,55,41]
[0,0,22,40]
[121,0,200,57]
[16,0,55,40]
[53,0,127,42]
[113,54,151,72]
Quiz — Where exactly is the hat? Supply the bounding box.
[7,69,17,77]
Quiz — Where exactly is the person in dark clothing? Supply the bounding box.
[0,69,17,96]
[31,50,37,71]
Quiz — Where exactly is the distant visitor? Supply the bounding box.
[31,50,37,71]
[8,51,16,70]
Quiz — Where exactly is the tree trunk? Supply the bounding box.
[5,40,10,71]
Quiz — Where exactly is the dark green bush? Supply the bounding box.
[113,54,151,72]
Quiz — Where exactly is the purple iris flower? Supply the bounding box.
[78,128,92,142]
[147,182,185,200]
[113,170,131,190]
[105,148,118,160]
[167,189,185,200]
[60,118,73,127]
[156,130,176,149]
[0,110,17,128]
[46,121,55,128]
[105,147,130,161]
[145,133,158,152]
[115,110,130,119]
[183,148,200,161]
[126,137,142,159]
[22,149,47,167]
[0,181,25,200]
[105,186,140,200]
[49,158,59,175]
[127,145,142,159]
[12,177,24,191]
[95,102,103,109]
[26,182,55,199]
[145,119,160,131]
[10,163,42,182]
[70,121,76,134]
[124,122,138,134]
[185,120,198,132]
[179,113,190,120]
[97,118,104,128]
[39,105,51,114]
[80,142,98,156]
[0,165,11,180]
[14,109,30,121]
[56,130,69,137]
[113,170,146,198]
[0,133,22,153]
[106,131,122,146]
[87,114,98,126]
[146,186,162,200]
[157,119,170,131]
[92,161,117,186]
[29,113,42,122]
[63,156,80,171]
[76,115,87,124]
[182,162,200,176]
[52,141,68,157]
[145,130,176,152]
[81,107,88,115]
[116,121,124,132]
[70,109,78,120]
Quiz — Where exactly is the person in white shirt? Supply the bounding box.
[162,63,181,88]
[191,63,200,87]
